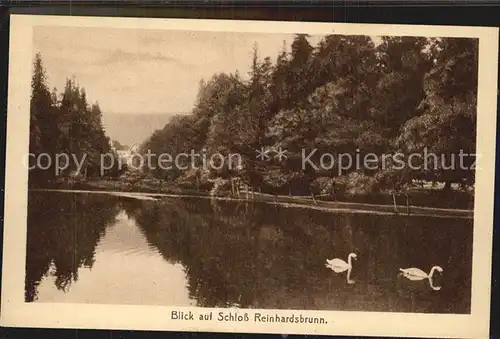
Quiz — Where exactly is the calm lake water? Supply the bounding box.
[25,191,473,314]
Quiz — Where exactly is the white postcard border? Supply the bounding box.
[1,14,498,339]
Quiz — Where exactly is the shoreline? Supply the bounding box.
[30,185,474,220]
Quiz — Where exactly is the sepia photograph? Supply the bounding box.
[1,14,498,338]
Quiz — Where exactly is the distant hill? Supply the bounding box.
[102,112,186,148]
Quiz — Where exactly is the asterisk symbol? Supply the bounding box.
[255,147,271,161]
[274,147,288,162]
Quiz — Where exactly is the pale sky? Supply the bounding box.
[33,27,382,145]
[33,26,331,115]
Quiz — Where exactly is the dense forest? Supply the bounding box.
[29,35,478,205]
[29,53,122,186]
[140,35,478,199]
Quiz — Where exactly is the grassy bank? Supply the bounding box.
[33,178,474,219]
[40,178,208,196]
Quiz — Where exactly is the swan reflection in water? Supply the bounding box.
[325,253,357,284]
[399,266,443,291]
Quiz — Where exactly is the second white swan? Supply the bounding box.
[399,266,443,280]
[399,266,443,291]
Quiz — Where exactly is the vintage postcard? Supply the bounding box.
[1,14,498,338]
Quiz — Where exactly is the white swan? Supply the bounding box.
[399,266,443,291]
[325,253,357,284]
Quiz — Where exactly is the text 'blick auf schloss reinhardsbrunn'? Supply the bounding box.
[171,310,329,324]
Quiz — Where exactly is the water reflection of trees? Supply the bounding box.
[131,197,473,313]
[25,192,472,313]
[25,192,121,301]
